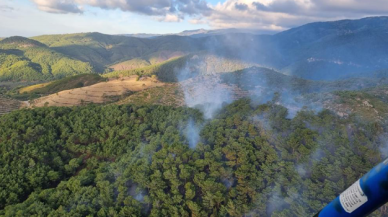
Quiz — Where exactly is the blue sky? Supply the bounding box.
[0,0,387,37]
[207,0,225,4]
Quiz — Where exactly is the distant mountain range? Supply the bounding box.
[120,28,275,38]
[272,16,388,80]
[1,16,388,82]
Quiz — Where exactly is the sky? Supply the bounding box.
[0,0,387,37]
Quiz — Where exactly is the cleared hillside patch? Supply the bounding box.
[0,96,25,115]
[32,76,165,107]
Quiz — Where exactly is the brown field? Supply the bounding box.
[0,96,25,115]
[31,76,165,107]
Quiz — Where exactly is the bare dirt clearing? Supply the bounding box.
[0,96,25,115]
[32,76,165,107]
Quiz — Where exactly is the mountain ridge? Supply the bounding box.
[2,16,388,81]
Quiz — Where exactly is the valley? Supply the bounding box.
[2,62,388,124]
[2,16,388,217]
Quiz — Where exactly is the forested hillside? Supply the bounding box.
[33,33,202,72]
[0,100,386,216]
[103,56,189,82]
[273,17,388,80]
[109,50,185,71]
[0,37,94,81]
[104,53,260,82]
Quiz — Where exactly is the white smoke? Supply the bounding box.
[180,76,233,119]
[184,118,202,149]
[177,58,234,149]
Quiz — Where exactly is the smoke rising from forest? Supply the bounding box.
[174,33,329,152]
[176,56,234,149]
[167,27,388,216]
[176,57,233,120]
[184,118,202,149]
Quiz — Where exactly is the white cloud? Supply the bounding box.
[28,0,388,30]
[202,0,388,30]
[30,0,212,22]
[0,5,14,12]
[313,0,388,14]
[189,18,208,24]
[199,0,308,30]
[32,0,82,13]
[158,14,182,22]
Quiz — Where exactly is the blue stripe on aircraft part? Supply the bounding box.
[314,159,388,217]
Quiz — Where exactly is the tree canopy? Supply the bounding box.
[0,99,386,216]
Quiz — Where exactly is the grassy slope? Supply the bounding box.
[0,36,94,81]
[21,74,106,95]
[19,82,52,93]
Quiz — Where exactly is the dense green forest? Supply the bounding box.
[0,99,385,216]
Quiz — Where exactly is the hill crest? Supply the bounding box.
[0,36,46,49]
